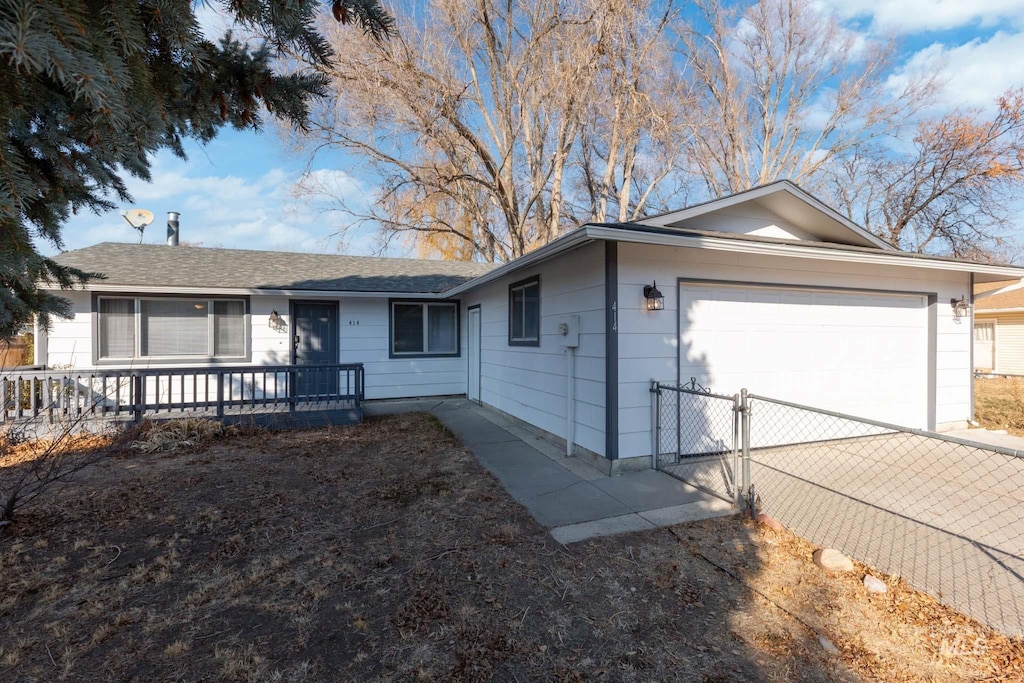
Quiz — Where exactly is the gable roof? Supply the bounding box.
[53,243,494,294]
[638,180,895,251]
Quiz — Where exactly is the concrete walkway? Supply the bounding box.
[365,398,734,543]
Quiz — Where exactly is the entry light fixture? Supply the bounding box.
[643,281,665,311]
[268,310,283,328]
[950,296,970,318]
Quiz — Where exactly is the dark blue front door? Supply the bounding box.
[292,302,339,396]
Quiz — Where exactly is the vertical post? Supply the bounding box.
[650,381,660,469]
[216,372,225,419]
[740,388,751,511]
[132,374,143,423]
[732,393,742,507]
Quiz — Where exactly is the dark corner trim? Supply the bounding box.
[605,241,618,460]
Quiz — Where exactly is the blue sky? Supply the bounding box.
[45,0,1024,258]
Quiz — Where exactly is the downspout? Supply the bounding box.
[566,345,575,456]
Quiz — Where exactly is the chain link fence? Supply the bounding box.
[651,380,744,505]
[746,394,1024,637]
[651,380,1024,636]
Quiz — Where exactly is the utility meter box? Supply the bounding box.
[558,315,580,348]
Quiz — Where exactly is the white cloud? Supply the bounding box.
[44,151,384,257]
[888,31,1024,110]
[819,0,1024,34]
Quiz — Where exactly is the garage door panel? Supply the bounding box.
[679,282,928,429]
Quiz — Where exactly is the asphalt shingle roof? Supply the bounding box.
[975,280,1024,310]
[53,243,495,294]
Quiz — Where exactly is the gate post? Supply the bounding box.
[650,380,661,469]
[732,393,742,507]
[740,389,752,510]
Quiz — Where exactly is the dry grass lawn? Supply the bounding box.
[974,377,1024,436]
[1,413,1022,681]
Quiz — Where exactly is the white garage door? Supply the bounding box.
[679,281,929,428]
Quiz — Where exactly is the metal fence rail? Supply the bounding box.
[651,380,744,505]
[1,363,365,428]
[745,394,1024,637]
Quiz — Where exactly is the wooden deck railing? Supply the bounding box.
[0,363,365,425]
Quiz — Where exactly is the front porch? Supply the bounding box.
[1,363,365,435]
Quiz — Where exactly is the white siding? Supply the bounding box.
[675,205,818,241]
[44,292,466,400]
[617,242,972,459]
[976,312,1024,374]
[462,242,606,455]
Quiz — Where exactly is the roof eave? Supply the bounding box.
[584,225,1024,278]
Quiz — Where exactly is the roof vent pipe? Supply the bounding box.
[167,211,180,246]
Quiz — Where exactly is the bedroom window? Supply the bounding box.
[508,276,540,346]
[97,296,247,361]
[390,301,459,357]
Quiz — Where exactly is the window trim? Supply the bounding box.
[388,299,461,359]
[508,275,541,347]
[91,293,251,365]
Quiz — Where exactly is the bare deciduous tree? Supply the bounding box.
[575,0,685,224]
[676,0,936,197]
[294,0,680,261]
[825,89,1024,257]
[296,0,590,261]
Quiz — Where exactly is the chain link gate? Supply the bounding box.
[650,379,751,507]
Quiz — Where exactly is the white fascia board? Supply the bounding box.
[974,280,1024,301]
[585,225,1024,279]
[51,283,442,299]
[443,229,592,296]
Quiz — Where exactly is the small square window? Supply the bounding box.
[509,276,540,346]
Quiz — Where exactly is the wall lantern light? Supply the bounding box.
[950,296,970,318]
[268,310,283,328]
[643,282,665,311]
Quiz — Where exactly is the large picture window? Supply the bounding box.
[390,301,459,357]
[508,276,540,346]
[96,296,247,361]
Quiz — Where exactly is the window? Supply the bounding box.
[96,296,247,361]
[390,301,459,357]
[508,276,540,346]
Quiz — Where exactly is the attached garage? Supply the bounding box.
[678,280,931,429]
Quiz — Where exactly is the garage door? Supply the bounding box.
[679,281,929,428]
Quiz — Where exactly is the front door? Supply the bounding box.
[292,301,339,396]
[467,305,481,402]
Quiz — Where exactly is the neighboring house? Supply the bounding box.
[973,280,1024,374]
[38,181,1024,472]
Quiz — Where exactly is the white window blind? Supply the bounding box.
[141,299,209,356]
[214,300,245,356]
[99,298,135,359]
[97,297,246,360]
[975,324,994,342]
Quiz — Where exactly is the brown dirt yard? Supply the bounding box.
[975,376,1024,436]
[1,413,1022,682]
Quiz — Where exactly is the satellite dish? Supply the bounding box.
[121,209,154,243]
